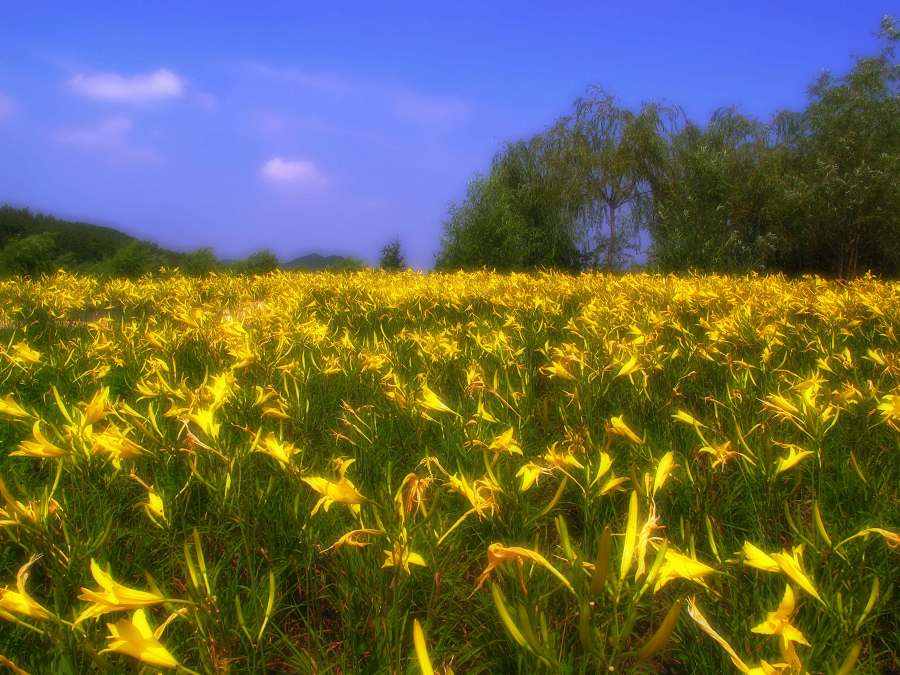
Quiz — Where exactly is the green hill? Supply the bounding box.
[0,205,155,265]
[283,252,365,271]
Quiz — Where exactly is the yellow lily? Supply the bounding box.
[487,427,522,455]
[0,557,52,621]
[0,395,30,420]
[607,415,642,444]
[751,585,809,647]
[76,559,166,623]
[475,543,574,594]
[652,451,676,496]
[12,421,66,459]
[653,548,716,592]
[419,384,459,417]
[742,542,823,604]
[382,531,427,575]
[774,444,814,475]
[100,608,178,669]
[302,459,366,515]
[254,433,300,469]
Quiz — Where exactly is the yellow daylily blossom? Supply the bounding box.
[413,619,435,675]
[475,543,574,594]
[742,542,781,572]
[382,530,427,575]
[255,433,301,468]
[10,342,41,366]
[654,548,716,592]
[76,559,166,623]
[323,528,384,552]
[616,354,640,378]
[83,387,110,425]
[302,459,366,515]
[687,598,790,675]
[672,409,705,428]
[774,444,814,475]
[742,542,823,604]
[607,415,642,444]
[620,491,639,580]
[837,527,900,550]
[419,384,459,417]
[751,585,809,647]
[487,427,522,455]
[516,462,546,491]
[652,451,676,496]
[100,608,178,669]
[91,426,144,467]
[876,394,900,431]
[12,421,66,459]
[0,395,30,419]
[0,557,52,621]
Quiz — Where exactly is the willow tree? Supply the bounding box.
[548,87,669,270]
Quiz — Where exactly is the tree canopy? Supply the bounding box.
[437,17,900,278]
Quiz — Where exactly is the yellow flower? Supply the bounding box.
[742,542,823,604]
[76,560,166,623]
[382,534,427,575]
[774,444,814,475]
[654,548,716,591]
[652,451,676,496]
[323,528,384,552]
[515,462,546,492]
[877,393,900,431]
[10,342,41,366]
[83,387,110,425]
[12,421,66,459]
[91,426,144,467]
[751,585,809,647]
[100,608,178,669]
[254,433,300,469]
[607,415,643,444]
[475,543,574,594]
[0,557,52,621]
[686,598,790,675]
[487,428,522,455]
[742,542,780,572]
[418,383,458,417]
[0,395,30,420]
[302,459,366,515]
[413,619,435,675]
[616,354,640,378]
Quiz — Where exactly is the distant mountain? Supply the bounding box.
[283,253,364,271]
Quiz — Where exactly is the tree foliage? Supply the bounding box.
[439,18,900,278]
[379,239,407,270]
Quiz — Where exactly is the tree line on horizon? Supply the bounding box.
[436,17,900,278]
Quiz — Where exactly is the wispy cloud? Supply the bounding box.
[260,157,328,188]
[67,69,185,103]
[0,93,14,120]
[240,62,352,94]
[55,116,156,160]
[391,90,470,126]
[245,62,471,128]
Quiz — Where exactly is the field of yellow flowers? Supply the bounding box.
[0,270,898,674]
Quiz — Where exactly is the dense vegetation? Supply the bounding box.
[0,271,897,673]
[437,17,900,277]
[0,207,364,278]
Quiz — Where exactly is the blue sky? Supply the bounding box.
[0,2,894,267]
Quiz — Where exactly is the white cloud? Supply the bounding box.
[0,93,14,120]
[260,157,327,188]
[55,116,156,160]
[67,69,184,103]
